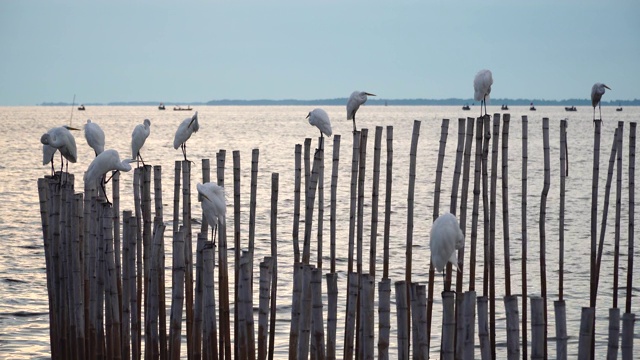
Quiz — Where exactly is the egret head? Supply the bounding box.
[144,119,151,127]
[40,133,51,145]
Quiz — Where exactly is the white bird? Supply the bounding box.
[40,125,79,176]
[173,111,199,162]
[131,118,151,166]
[84,119,105,156]
[347,90,376,132]
[591,83,611,122]
[429,212,465,276]
[306,108,332,138]
[84,149,134,203]
[197,182,226,245]
[42,144,57,176]
[474,69,493,118]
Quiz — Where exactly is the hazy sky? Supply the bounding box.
[1,0,638,105]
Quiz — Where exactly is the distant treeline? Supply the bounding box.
[40,98,640,106]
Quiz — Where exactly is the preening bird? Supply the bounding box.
[347,90,375,132]
[131,118,151,166]
[591,83,611,122]
[84,119,105,156]
[306,108,332,138]
[173,111,199,162]
[40,125,79,176]
[474,69,493,118]
[42,144,57,176]
[84,149,134,203]
[197,182,226,245]
[429,212,465,277]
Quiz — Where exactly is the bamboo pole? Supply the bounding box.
[607,308,621,360]
[289,263,303,360]
[268,172,279,360]
[614,122,624,309]
[216,150,232,360]
[303,150,321,265]
[590,120,602,309]
[481,116,490,298]
[394,281,409,360]
[358,274,374,360]
[311,268,326,360]
[377,278,391,360]
[293,144,302,264]
[180,161,195,359]
[169,226,186,360]
[578,307,595,360]
[477,296,490,360]
[462,291,476,360]
[194,233,205,360]
[448,118,464,303]
[406,120,421,348]
[501,114,511,295]
[325,272,338,360]
[344,271,359,360]
[370,127,383,277]
[233,150,241,360]
[626,122,636,314]
[531,296,546,360]
[488,114,500,357]
[469,117,484,293]
[203,244,218,360]
[554,300,567,360]
[521,115,529,359]
[383,126,393,280]
[330,135,341,274]
[621,313,635,360]
[38,178,57,359]
[129,215,140,360]
[236,251,249,360]
[112,170,122,325]
[249,149,259,286]
[154,165,167,360]
[344,130,359,360]
[133,169,143,354]
[540,117,550,358]
[355,128,368,358]
[318,136,325,270]
[148,222,165,359]
[505,295,520,360]
[122,211,132,360]
[298,265,312,359]
[559,120,567,301]
[442,291,456,360]
[259,257,272,360]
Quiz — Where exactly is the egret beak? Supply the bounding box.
[66,126,80,131]
[604,85,611,90]
[200,193,210,201]
[365,92,376,96]
[306,113,311,119]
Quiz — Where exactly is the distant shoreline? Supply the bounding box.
[37,98,640,107]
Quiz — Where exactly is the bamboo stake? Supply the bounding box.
[194,233,205,360]
[289,263,303,359]
[298,265,313,359]
[293,144,302,264]
[377,278,391,360]
[258,257,272,360]
[447,119,464,299]
[394,281,409,359]
[154,165,167,360]
[203,245,218,360]
[180,161,195,359]
[462,291,476,360]
[383,126,393,280]
[325,272,338,360]
[469,117,484,293]
[268,172,279,360]
[626,122,636,314]
[554,300,567,360]
[540,117,550,358]
[344,130,359,360]
[133,169,143,354]
[216,150,232,360]
[169,226,186,360]
[521,115,529,359]
[344,271,359,360]
[590,120,602,309]
[621,313,635,360]
[122,211,132,360]
[112,170,122,326]
[614,122,624,309]
[303,150,321,265]
[358,273,374,359]
[481,115,490,298]
[330,135,340,274]
[129,215,140,360]
[505,295,520,360]
[578,307,595,360]
[318,136,325,270]
[369,126,383,278]
[355,128,368,358]
[311,268,326,360]
[236,251,249,360]
[38,178,57,358]
[249,149,259,287]
[407,120,421,347]
[477,296,490,360]
[233,150,241,359]
[502,114,511,296]
[606,308,621,360]
[559,120,567,301]
[148,222,165,359]
[531,296,546,360]
[488,114,500,357]
[442,291,456,360]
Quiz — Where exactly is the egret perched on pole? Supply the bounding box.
[306,108,332,138]
[131,118,151,167]
[40,125,79,176]
[347,90,376,132]
[474,69,493,118]
[84,149,134,203]
[173,111,199,162]
[430,212,465,280]
[591,83,611,122]
[84,119,105,156]
[197,182,226,246]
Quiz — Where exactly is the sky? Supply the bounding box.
[1,0,639,105]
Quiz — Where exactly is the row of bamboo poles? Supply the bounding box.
[38,115,636,359]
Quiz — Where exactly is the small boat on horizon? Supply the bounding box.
[462,104,470,111]
[501,104,509,110]
[530,102,536,111]
[173,106,192,111]
[565,106,577,112]
[617,103,623,112]
[158,103,165,110]
[78,105,85,111]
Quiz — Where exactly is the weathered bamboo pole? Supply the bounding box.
[259,257,272,360]
[148,222,165,359]
[249,149,259,286]
[355,128,368,358]
[531,296,546,360]
[578,307,595,360]
[555,119,568,360]
[298,265,313,359]
[233,150,241,360]
[383,126,393,280]
[469,117,484,294]
[169,226,186,360]
[462,291,476,360]
[303,149,321,265]
[614,122,624,309]
[590,120,602,309]
[143,166,154,360]
[370,127,383,277]
[129,215,140,360]
[521,115,529,359]
[344,271,359,360]
[112,170,122,325]
[378,278,391,360]
[477,296,490,360]
[216,150,232,360]
[432,119,449,293]
[103,204,121,360]
[501,114,511,295]
[121,211,132,360]
[311,268,326,360]
[554,300,567,360]
[442,291,456,360]
[488,114,500,357]
[154,165,167,360]
[626,123,636,315]
[621,312,635,360]
[358,273,374,360]
[293,144,302,264]
[504,295,520,360]
[73,193,86,359]
[326,134,340,360]
[607,307,621,360]
[540,117,550,358]
[447,119,465,304]
[236,251,249,360]
[412,284,428,359]
[194,233,205,360]
[268,172,279,360]
[289,263,303,360]
[203,245,218,360]
[481,115,490,298]
[38,178,58,359]
[180,160,195,359]
[395,281,409,360]
[325,272,338,360]
[343,130,360,360]
[330,135,340,274]
[133,169,143,354]
[317,136,325,270]
[406,120,421,348]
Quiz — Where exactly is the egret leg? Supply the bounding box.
[599,103,602,121]
[137,152,146,167]
[181,143,189,162]
[484,95,488,119]
[105,170,120,184]
[352,114,357,133]
[50,156,55,177]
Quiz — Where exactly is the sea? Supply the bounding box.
[0,105,638,358]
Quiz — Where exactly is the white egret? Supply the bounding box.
[84,119,105,156]
[197,182,226,246]
[131,118,151,166]
[173,111,199,162]
[40,126,79,176]
[347,90,376,132]
[429,212,464,279]
[306,108,332,138]
[474,69,493,118]
[84,149,134,203]
[591,83,611,122]
[42,144,57,176]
